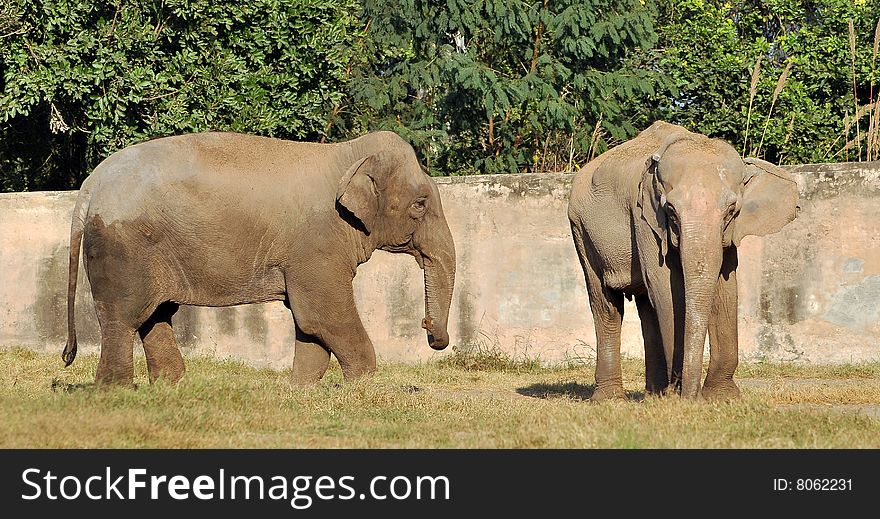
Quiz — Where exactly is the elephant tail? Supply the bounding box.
[62,187,90,367]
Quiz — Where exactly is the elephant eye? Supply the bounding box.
[410,198,427,218]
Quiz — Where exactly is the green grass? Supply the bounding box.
[1,347,879,448]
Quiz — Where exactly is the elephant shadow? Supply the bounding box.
[516,382,644,402]
[50,379,139,392]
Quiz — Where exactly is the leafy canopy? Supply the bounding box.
[0,0,358,191]
[333,0,663,175]
[2,1,880,192]
[633,0,880,164]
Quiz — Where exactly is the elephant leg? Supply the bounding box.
[642,247,685,394]
[94,316,138,387]
[138,302,185,385]
[571,227,626,401]
[286,275,376,381]
[702,248,741,400]
[291,325,331,386]
[589,286,626,401]
[636,295,668,395]
[92,293,146,387]
[584,278,626,401]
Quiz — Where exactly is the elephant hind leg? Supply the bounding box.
[94,318,138,387]
[92,298,148,387]
[291,325,331,387]
[588,285,626,402]
[138,302,185,385]
[584,273,626,401]
[636,295,669,395]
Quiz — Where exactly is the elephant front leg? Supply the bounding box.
[291,325,331,386]
[573,231,626,402]
[635,295,668,395]
[286,276,377,382]
[702,248,741,401]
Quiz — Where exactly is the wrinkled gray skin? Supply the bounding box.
[62,131,456,386]
[568,121,798,400]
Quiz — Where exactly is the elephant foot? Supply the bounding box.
[93,375,137,390]
[95,365,135,388]
[290,359,329,387]
[645,379,670,397]
[290,371,323,387]
[700,380,741,401]
[146,353,186,386]
[645,386,670,398]
[340,365,377,382]
[590,384,627,403]
[148,364,186,386]
[291,337,331,387]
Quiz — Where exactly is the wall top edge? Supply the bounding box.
[3,161,879,199]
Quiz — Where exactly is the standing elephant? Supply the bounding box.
[61,131,455,386]
[568,121,798,400]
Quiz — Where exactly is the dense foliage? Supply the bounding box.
[1,1,880,190]
[333,0,662,175]
[0,0,358,191]
[634,0,880,164]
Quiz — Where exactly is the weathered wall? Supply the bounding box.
[1,162,878,368]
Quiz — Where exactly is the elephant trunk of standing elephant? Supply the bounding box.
[418,219,456,350]
[678,216,723,398]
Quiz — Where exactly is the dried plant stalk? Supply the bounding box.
[875,18,880,61]
[871,98,880,161]
[743,56,762,157]
[756,62,793,158]
[772,62,792,104]
[588,115,604,162]
[871,19,880,160]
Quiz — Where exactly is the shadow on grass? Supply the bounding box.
[516,382,644,402]
[50,379,95,392]
[50,379,140,392]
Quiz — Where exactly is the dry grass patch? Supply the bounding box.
[1,348,878,448]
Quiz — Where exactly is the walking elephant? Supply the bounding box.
[62,131,455,386]
[568,121,798,400]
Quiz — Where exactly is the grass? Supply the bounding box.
[1,347,879,448]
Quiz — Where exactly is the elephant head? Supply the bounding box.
[637,132,798,396]
[336,138,455,351]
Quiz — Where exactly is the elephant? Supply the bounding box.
[61,130,456,387]
[567,121,798,400]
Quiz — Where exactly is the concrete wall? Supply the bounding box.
[1,162,879,368]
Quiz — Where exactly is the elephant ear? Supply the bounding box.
[336,155,380,233]
[637,155,668,259]
[733,158,799,246]
[636,131,696,259]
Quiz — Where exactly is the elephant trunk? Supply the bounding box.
[419,218,456,351]
[678,218,723,398]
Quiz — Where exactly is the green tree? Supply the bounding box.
[5,0,878,193]
[632,0,880,164]
[333,0,665,175]
[0,0,358,192]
